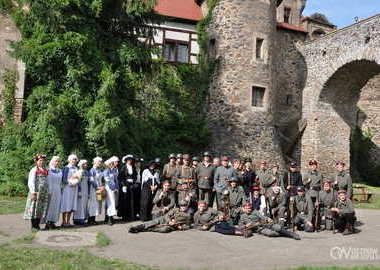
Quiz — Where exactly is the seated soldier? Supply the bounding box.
[293,186,314,232]
[238,203,301,240]
[249,185,267,216]
[226,177,245,212]
[177,182,198,214]
[128,200,192,233]
[331,190,356,235]
[151,180,176,219]
[318,179,337,231]
[267,184,287,225]
[193,201,220,231]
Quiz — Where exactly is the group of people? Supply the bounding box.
[23,152,357,239]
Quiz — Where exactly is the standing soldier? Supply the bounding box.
[256,161,271,195]
[152,180,176,219]
[334,162,353,199]
[267,185,287,225]
[214,156,237,211]
[331,190,356,235]
[163,154,178,192]
[283,162,303,228]
[226,177,245,214]
[193,201,220,231]
[293,187,314,232]
[318,179,337,231]
[196,152,215,207]
[175,154,196,193]
[303,160,323,229]
[129,200,192,233]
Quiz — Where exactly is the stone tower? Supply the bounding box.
[206,0,285,166]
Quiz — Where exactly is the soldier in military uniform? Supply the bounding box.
[293,186,314,232]
[192,156,200,169]
[196,152,215,207]
[214,156,237,210]
[129,200,192,233]
[152,180,176,219]
[193,201,219,231]
[162,154,178,192]
[318,179,337,231]
[267,184,287,225]
[176,154,183,168]
[238,203,301,240]
[178,182,198,214]
[256,161,272,196]
[283,162,303,228]
[303,160,323,228]
[175,154,196,193]
[333,162,353,199]
[331,190,356,235]
[225,177,245,214]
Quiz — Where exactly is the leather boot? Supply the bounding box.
[128,224,145,233]
[280,228,301,240]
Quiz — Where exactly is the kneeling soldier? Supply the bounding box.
[318,179,337,231]
[151,180,176,219]
[293,186,314,232]
[193,201,219,231]
[331,190,356,235]
[267,184,287,225]
[238,203,301,240]
[129,200,192,233]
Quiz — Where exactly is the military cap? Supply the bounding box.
[323,178,333,184]
[260,161,267,165]
[243,203,253,208]
[197,201,207,206]
[244,158,252,163]
[251,185,261,191]
[338,189,347,194]
[272,163,279,168]
[176,153,183,158]
[290,162,297,168]
[169,153,176,159]
[309,160,318,166]
[183,154,191,160]
[179,200,189,207]
[192,156,200,161]
[336,161,345,166]
[221,156,229,161]
[228,176,239,182]
[203,151,212,157]
[297,186,305,192]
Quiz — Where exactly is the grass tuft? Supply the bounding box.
[96,232,111,247]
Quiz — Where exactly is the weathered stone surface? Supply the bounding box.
[34,231,97,247]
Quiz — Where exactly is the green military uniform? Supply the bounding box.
[193,207,219,230]
[196,162,215,206]
[238,209,300,240]
[226,185,245,210]
[178,185,198,214]
[129,207,192,233]
[318,188,337,230]
[334,195,356,234]
[162,163,178,191]
[293,193,314,232]
[334,171,353,198]
[214,165,237,210]
[175,165,196,190]
[302,170,323,199]
[152,189,176,219]
[267,189,287,223]
[256,168,272,195]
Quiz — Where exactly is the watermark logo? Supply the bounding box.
[330,246,380,260]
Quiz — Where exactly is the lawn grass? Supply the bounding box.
[0,195,26,215]
[293,267,380,270]
[0,247,157,270]
[96,232,111,247]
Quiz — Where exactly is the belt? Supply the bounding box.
[311,186,321,191]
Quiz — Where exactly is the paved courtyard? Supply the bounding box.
[1,209,380,270]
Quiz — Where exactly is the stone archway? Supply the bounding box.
[298,14,380,176]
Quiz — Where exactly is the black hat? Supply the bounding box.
[148,160,157,167]
[244,158,252,163]
[290,162,297,168]
[155,158,161,164]
[203,151,212,157]
[228,176,240,183]
[169,153,176,159]
[297,186,305,192]
[136,158,144,163]
[192,156,200,162]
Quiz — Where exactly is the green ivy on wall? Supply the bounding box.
[1,69,18,122]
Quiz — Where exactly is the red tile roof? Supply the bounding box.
[154,0,203,22]
[277,22,308,33]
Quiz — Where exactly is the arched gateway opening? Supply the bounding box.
[317,60,380,179]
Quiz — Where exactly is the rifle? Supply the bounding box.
[155,221,187,229]
[289,197,295,232]
[315,200,320,232]
[243,218,274,238]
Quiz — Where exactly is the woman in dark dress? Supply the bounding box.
[140,160,160,221]
[118,155,138,221]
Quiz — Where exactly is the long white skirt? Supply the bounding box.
[88,186,102,217]
[105,185,117,217]
[73,180,88,220]
[46,186,61,223]
[61,184,78,213]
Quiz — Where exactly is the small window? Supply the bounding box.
[163,40,189,63]
[256,38,264,60]
[286,94,293,105]
[284,7,291,24]
[252,86,265,107]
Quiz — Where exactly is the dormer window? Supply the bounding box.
[284,7,291,23]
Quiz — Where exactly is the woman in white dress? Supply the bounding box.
[60,154,79,227]
[73,160,90,225]
[87,157,105,225]
[140,160,160,221]
[45,156,62,229]
[104,157,119,225]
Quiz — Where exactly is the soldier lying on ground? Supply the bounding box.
[238,203,301,240]
[129,200,192,233]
